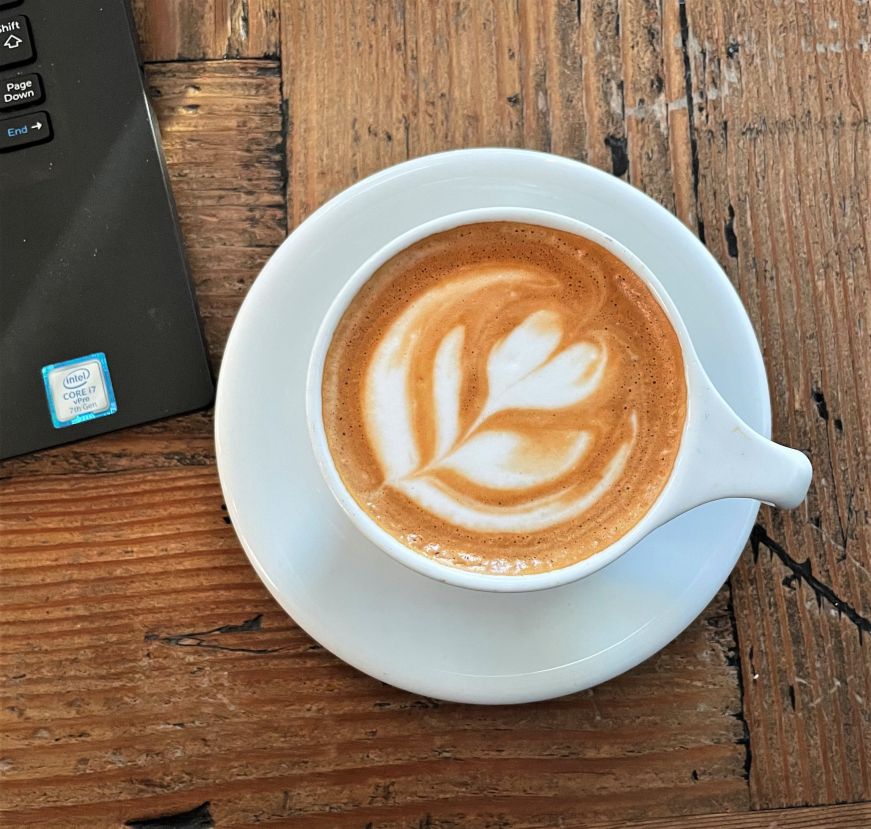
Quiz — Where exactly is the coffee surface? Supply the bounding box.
[321,222,687,574]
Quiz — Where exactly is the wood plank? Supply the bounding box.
[0,468,746,827]
[0,60,286,482]
[130,0,280,61]
[283,0,691,224]
[282,0,410,225]
[681,0,871,808]
[586,801,871,829]
[145,61,288,364]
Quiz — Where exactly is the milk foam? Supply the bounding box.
[322,221,687,574]
[364,270,630,533]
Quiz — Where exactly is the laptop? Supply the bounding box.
[0,0,213,459]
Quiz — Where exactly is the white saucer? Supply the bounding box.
[215,149,769,704]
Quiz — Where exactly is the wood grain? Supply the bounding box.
[681,0,871,808]
[130,0,281,61]
[146,60,288,365]
[283,1,692,224]
[586,801,871,829]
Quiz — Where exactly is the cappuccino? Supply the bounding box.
[322,222,686,574]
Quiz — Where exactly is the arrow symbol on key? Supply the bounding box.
[31,121,42,130]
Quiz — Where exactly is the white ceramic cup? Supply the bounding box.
[306,207,812,592]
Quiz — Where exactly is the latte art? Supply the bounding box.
[365,273,634,533]
[322,222,686,574]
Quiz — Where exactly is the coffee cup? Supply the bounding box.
[306,207,812,592]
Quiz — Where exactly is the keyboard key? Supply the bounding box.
[0,15,33,68]
[0,110,51,151]
[1,73,42,110]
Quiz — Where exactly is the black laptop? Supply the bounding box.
[0,0,213,459]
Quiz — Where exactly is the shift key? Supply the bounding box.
[0,110,51,151]
[0,15,33,67]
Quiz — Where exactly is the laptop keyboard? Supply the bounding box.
[0,2,52,150]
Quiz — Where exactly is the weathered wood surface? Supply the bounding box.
[283,0,692,223]
[130,0,281,61]
[1,1,869,826]
[682,0,871,808]
[587,802,871,829]
[146,61,288,365]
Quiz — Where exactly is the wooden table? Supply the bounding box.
[1,2,868,826]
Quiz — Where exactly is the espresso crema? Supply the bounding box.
[322,222,687,574]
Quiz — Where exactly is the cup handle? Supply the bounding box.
[655,380,813,524]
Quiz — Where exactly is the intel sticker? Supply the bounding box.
[42,352,117,429]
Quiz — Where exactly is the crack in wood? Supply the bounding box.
[811,388,829,421]
[143,56,280,65]
[724,203,739,258]
[277,95,290,231]
[233,0,251,53]
[144,614,290,654]
[126,801,214,829]
[604,133,629,177]
[677,0,705,243]
[725,585,753,781]
[751,525,870,637]
[810,387,850,549]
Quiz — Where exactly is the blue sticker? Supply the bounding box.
[41,352,117,429]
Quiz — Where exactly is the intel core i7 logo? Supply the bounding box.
[41,353,117,429]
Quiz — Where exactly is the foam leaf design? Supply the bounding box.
[438,429,591,490]
[485,310,563,400]
[365,268,531,483]
[432,326,464,458]
[361,267,637,535]
[416,310,607,489]
[478,311,605,424]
